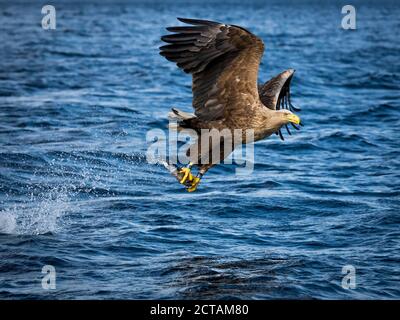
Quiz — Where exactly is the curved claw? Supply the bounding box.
[178,167,193,184]
[187,176,201,192]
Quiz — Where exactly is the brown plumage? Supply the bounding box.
[160,18,302,192]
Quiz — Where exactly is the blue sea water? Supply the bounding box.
[0,0,399,299]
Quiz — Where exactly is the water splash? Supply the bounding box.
[0,186,70,235]
[0,212,16,234]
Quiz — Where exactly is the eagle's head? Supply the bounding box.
[280,109,301,126]
[269,109,301,131]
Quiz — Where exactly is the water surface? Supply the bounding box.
[0,0,399,299]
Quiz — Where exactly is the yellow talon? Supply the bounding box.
[187,177,201,192]
[178,167,193,184]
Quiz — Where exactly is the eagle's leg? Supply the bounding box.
[178,162,194,184]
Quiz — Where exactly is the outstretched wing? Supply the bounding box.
[160,18,264,122]
[258,69,301,140]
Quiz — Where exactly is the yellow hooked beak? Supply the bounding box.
[286,113,301,125]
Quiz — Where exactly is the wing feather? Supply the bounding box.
[258,69,301,140]
[160,17,264,122]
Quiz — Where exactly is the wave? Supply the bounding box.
[158,254,302,299]
[343,103,398,121]
[317,130,379,148]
